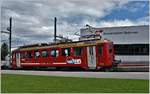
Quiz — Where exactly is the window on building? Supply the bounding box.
[35,51,40,58]
[41,50,48,57]
[143,48,148,54]
[114,44,149,55]
[74,47,82,56]
[50,49,59,57]
[62,48,70,56]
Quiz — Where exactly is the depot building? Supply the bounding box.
[79,25,149,64]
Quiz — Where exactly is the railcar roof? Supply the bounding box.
[18,39,112,51]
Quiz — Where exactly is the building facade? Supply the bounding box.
[80,25,149,64]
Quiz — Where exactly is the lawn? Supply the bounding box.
[1,74,149,93]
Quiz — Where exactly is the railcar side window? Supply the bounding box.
[74,47,82,56]
[20,53,26,58]
[27,52,33,58]
[20,53,23,58]
[41,50,48,57]
[24,52,27,58]
[50,49,59,57]
[62,48,70,56]
[35,51,40,58]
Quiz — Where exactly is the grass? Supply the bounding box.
[1,74,149,93]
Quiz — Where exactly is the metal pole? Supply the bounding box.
[9,17,12,65]
[54,17,57,42]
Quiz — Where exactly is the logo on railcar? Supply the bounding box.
[67,58,81,64]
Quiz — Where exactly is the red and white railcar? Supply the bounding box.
[11,39,115,70]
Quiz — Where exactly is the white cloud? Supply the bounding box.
[1,0,148,48]
[98,17,149,27]
[98,19,137,27]
[80,16,149,28]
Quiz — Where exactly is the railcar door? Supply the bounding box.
[16,52,21,68]
[87,46,96,69]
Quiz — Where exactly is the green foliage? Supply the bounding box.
[1,74,149,93]
[1,42,9,60]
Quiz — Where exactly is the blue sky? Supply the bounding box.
[101,1,149,21]
[1,0,149,48]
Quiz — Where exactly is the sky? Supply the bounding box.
[1,0,149,48]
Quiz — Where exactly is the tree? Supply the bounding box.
[1,42,9,60]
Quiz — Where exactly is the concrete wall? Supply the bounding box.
[80,25,149,44]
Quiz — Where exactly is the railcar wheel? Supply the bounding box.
[104,68,114,72]
[56,67,61,70]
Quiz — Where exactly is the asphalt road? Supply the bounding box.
[1,70,149,80]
